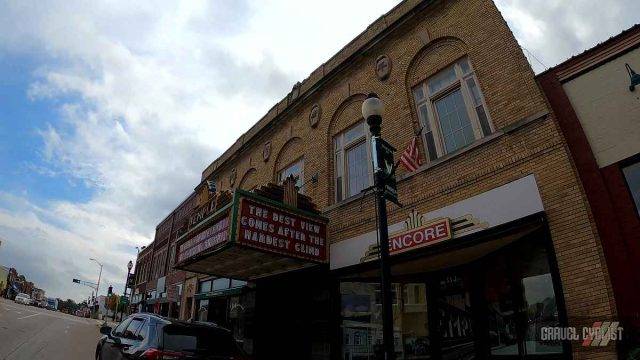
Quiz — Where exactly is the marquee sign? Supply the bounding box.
[237,197,327,263]
[177,212,230,263]
[174,189,329,279]
[389,217,451,255]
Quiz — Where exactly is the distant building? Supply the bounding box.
[32,288,45,302]
[0,266,8,296]
[538,24,640,334]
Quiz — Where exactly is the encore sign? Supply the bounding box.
[237,197,328,263]
[177,214,230,263]
[389,218,452,255]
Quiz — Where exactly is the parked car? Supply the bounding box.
[95,313,248,360]
[14,293,31,305]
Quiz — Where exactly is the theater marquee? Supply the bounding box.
[174,189,328,279]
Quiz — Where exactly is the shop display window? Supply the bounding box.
[340,234,565,359]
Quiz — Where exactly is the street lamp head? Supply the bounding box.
[362,93,384,136]
[128,260,133,271]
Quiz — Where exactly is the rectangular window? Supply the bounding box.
[277,158,304,191]
[434,88,475,153]
[346,141,368,197]
[413,57,493,161]
[212,278,230,291]
[623,160,640,216]
[334,121,371,202]
[199,280,212,294]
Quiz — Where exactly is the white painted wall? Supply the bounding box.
[563,48,640,168]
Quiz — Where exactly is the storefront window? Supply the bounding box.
[231,279,247,288]
[199,280,212,293]
[437,274,475,359]
[197,299,209,322]
[516,242,562,355]
[340,282,428,359]
[212,278,230,291]
[622,160,640,216]
[340,235,564,359]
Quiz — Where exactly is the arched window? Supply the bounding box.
[412,56,493,161]
[277,157,304,190]
[274,138,305,192]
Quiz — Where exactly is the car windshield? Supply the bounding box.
[163,324,238,356]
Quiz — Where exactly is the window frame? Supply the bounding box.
[621,156,640,217]
[277,157,305,191]
[333,120,373,203]
[123,317,146,340]
[112,317,133,337]
[413,57,494,162]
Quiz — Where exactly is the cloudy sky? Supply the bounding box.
[0,0,637,302]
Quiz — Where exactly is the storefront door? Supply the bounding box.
[339,233,567,360]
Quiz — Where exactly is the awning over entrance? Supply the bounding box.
[174,189,328,280]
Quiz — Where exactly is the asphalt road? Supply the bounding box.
[0,297,102,360]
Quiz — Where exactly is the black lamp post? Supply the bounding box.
[119,260,133,321]
[362,93,395,360]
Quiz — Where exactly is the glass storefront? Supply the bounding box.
[339,233,565,360]
[195,277,255,355]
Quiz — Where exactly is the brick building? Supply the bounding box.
[133,0,632,358]
[538,24,640,348]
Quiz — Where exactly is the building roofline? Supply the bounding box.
[200,0,435,182]
[537,24,640,82]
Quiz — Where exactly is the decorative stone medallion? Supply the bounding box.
[309,103,321,128]
[263,141,271,162]
[375,55,392,81]
[289,82,302,103]
[229,168,237,187]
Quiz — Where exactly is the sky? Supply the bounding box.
[0,0,637,302]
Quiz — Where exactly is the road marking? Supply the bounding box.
[17,313,39,320]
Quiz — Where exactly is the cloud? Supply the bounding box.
[0,0,636,302]
[0,0,399,301]
[495,0,640,73]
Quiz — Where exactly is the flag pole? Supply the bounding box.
[389,126,424,178]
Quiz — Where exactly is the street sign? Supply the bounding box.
[371,137,399,204]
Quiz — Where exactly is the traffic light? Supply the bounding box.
[72,279,80,283]
[108,285,113,296]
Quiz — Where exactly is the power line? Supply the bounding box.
[522,46,548,71]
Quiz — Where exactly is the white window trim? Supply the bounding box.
[333,121,373,203]
[414,57,494,162]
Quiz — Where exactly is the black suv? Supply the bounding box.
[96,313,248,360]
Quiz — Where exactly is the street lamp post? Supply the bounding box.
[89,258,103,296]
[362,93,395,360]
[90,258,103,319]
[119,260,133,321]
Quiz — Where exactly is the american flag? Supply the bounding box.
[400,136,421,172]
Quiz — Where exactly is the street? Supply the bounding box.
[0,297,102,360]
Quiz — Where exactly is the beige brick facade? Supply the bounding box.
[141,0,618,357]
